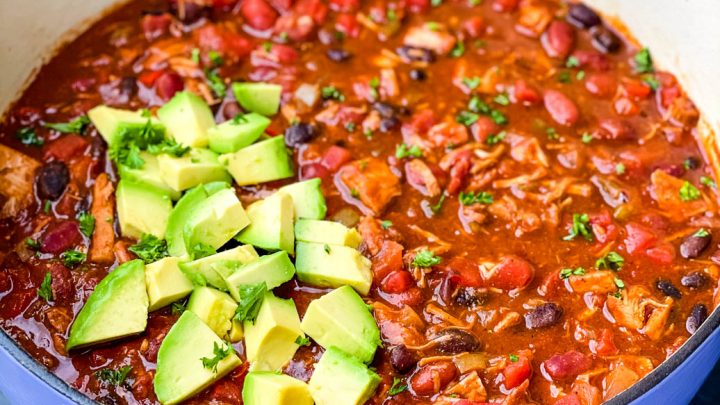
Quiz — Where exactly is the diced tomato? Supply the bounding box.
[554,394,582,405]
[443,257,483,288]
[295,0,328,24]
[267,0,293,12]
[659,86,681,110]
[493,0,519,13]
[503,356,531,389]
[320,145,352,171]
[384,287,424,307]
[335,13,360,38]
[428,122,469,148]
[381,270,414,293]
[584,72,616,98]
[485,255,535,290]
[408,110,436,134]
[212,0,239,9]
[471,116,499,143]
[590,329,618,356]
[406,0,431,13]
[194,25,253,62]
[462,16,485,39]
[624,222,657,255]
[571,50,611,71]
[138,70,164,87]
[271,44,299,64]
[299,162,329,180]
[372,240,404,281]
[646,243,675,264]
[44,135,89,162]
[241,0,279,31]
[589,211,617,244]
[513,80,541,105]
[141,13,171,40]
[329,0,359,13]
[622,79,652,99]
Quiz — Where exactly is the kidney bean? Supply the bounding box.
[681,272,707,289]
[409,69,427,81]
[326,48,352,62]
[390,344,417,374]
[541,21,575,59]
[543,90,579,126]
[525,302,563,329]
[590,26,621,54]
[241,0,278,31]
[396,46,435,63]
[380,117,400,132]
[41,221,82,254]
[155,72,185,101]
[686,304,708,334]
[285,123,318,147]
[433,328,481,354]
[410,360,457,396]
[594,118,635,140]
[567,3,601,29]
[36,161,69,201]
[584,72,616,98]
[655,279,681,299]
[543,350,591,380]
[680,231,712,259]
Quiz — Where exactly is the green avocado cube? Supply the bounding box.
[308,347,381,405]
[278,178,327,220]
[155,311,241,404]
[236,192,295,254]
[116,179,172,239]
[243,372,313,405]
[219,136,293,186]
[300,286,380,364]
[118,152,181,200]
[157,91,216,148]
[157,148,230,193]
[223,251,295,301]
[187,286,238,338]
[208,113,271,154]
[145,256,194,311]
[179,245,259,290]
[183,188,251,252]
[87,105,165,147]
[67,260,148,350]
[295,242,372,295]
[244,292,303,372]
[295,219,362,248]
[232,82,282,116]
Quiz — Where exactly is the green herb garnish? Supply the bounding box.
[201,341,233,373]
[233,283,267,324]
[412,249,441,268]
[563,213,592,241]
[61,249,86,268]
[44,116,90,134]
[77,211,95,238]
[37,272,53,302]
[128,234,169,264]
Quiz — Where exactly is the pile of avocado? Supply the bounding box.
[65,83,383,405]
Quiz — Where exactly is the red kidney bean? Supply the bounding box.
[543,90,579,126]
[686,304,708,334]
[594,118,635,140]
[680,231,712,259]
[285,123,318,147]
[525,303,563,329]
[541,21,575,59]
[241,0,278,30]
[584,72,616,98]
[155,71,184,101]
[410,360,457,395]
[513,80,541,105]
[41,221,82,254]
[543,350,591,380]
[433,328,481,354]
[567,3,601,29]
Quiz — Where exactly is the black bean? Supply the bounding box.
[656,279,682,299]
[680,231,712,259]
[371,102,396,119]
[409,69,427,81]
[396,46,435,63]
[36,161,69,201]
[567,3,601,29]
[390,345,417,374]
[119,77,137,98]
[433,329,481,354]
[379,117,400,132]
[686,304,708,334]
[684,156,701,170]
[590,26,621,54]
[284,123,317,147]
[455,287,487,308]
[524,303,563,329]
[681,272,707,289]
[326,48,352,62]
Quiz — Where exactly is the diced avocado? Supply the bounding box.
[219,136,293,186]
[67,260,148,350]
[179,245,259,290]
[295,242,373,295]
[243,372,313,405]
[295,219,362,248]
[228,319,244,343]
[155,311,241,405]
[236,192,294,254]
[157,148,230,193]
[232,82,282,116]
[146,257,194,311]
[166,182,230,257]
[223,251,295,301]
[278,179,327,220]
[157,91,216,148]
[244,292,303,371]
[116,179,172,239]
[118,152,181,200]
[88,105,165,147]
[300,286,380,364]
[308,347,381,405]
[183,188,250,252]
[187,286,237,338]
[208,113,271,154]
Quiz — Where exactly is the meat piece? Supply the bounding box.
[650,170,707,221]
[41,221,82,254]
[405,159,441,197]
[607,286,673,340]
[442,371,487,402]
[515,3,552,37]
[36,161,69,201]
[337,158,401,214]
[373,303,424,346]
[524,302,563,329]
[89,174,116,263]
[427,122,469,149]
[49,263,75,303]
[568,271,617,294]
[403,25,457,55]
[0,144,41,218]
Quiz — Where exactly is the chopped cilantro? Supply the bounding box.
[324,244,332,254]
[321,85,345,101]
[557,71,571,83]
[381,220,393,230]
[563,213,592,241]
[700,176,717,189]
[546,127,558,140]
[171,300,186,315]
[44,200,52,214]
[565,56,580,68]
[191,48,200,64]
[108,119,167,168]
[642,75,660,91]
[430,194,446,214]
[345,122,356,132]
[204,68,226,98]
[61,249,86,268]
[208,50,224,66]
[468,96,490,114]
[581,132,593,144]
[615,163,626,175]
[493,93,510,106]
[77,211,95,238]
[26,238,40,250]
[462,77,482,90]
[388,376,408,395]
[459,191,493,205]
[37,272,53,302]
[614,277,625,289]
[234,283,267,324]
[431,0,443,6]
[456,111,479,126]
[694,228,711,238]
[412,249,441,268]
[679,181,701,201]
[425,22,441,31]
[191,243,216,260]
[509,354,519,362]
[95,365,132,386]
[576,70,586,80]
[490,109,507,125]
[395,143,423,159]
[634,47,653,73]
[486,131,506,145]
[44,115,90,134]
[450,40,465,58]
[560,267,586,279]
[16,127,44,146]
[201,341,234,373]
[128,234,169,264]
[146,138,191,157]
[596,251,624,271]
[295,336,311,346]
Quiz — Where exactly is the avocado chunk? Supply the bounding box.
[219,136,293,186]
[146,257,194,311]
[183,188,250,253]
[67,260,148,350]
[278,178,327,220]
[223,251,295,301]
[88,105,165,147]
[187,286,238,338]
[232,82,282,116]
[244,292,303,371]
[295,242,373,295]
[116,179,172,239]
[157,148,230,193]
[165,182,230,257]
[157,91,216,148]
[308,347,381,405]
[236,192,295,254]
[179,245,259,290]
[118,152,181,200]
[155,311,241,404]
[301,286,380,364]
[243,372,313,405]
[228,319,244,342]
[208,113,271,154]
[295,219,362,248]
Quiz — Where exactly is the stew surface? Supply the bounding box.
[1,0,718,404]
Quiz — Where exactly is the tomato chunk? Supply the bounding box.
[503,355,531,389]
[485,255,535,290]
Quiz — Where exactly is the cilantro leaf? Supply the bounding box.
[459,191,493,206]
[412,249,441,268]
[44,115,90,134]
[16,127,44,146]
[234,283,267,324]
[37,272,53,302]
[61,249,86,268]
[295,336,311,346]
[395,143,423,159]
[95,365,132,386]
[634,47,653,74]
[563,213,592,241]
[77,211,95,238]
[388,376,408,395]
[201,341,234,373]
[596,251,624,271]
[128,234,169,264]
[679,181,701,201]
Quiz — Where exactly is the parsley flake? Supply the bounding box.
[596,251,624,271]
[381,220,393,230]
[234,283,267,324]
[95,365,132,386]
[395,143,423,159]
[201,341,234,373]
[61,249,86,268]
[321,85,345,101]
[77,211,95,238]
[679,181,701,201]
[412,249,441,268]
[16,127,44,146]
[128,234,169,264]
[37,272,53,302]
[459,191,493,205]
[560,267,586,279]
[388,377,408,396]
[563,213,592,241]
[295,336,311,346]
[44,116,90,134]
[634,48,653,73]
